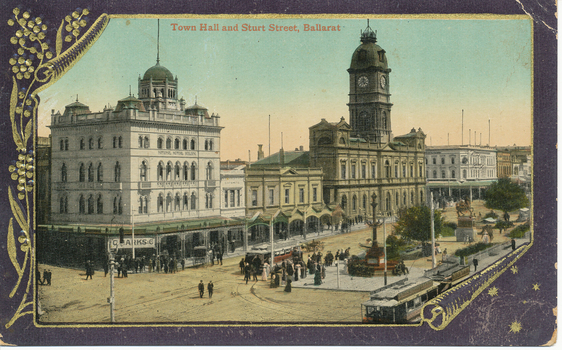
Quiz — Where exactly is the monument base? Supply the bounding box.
[455,227,476,242]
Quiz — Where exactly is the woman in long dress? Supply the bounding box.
[262,262,269,281]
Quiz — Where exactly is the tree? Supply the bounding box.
[394,205,444,243]
[484,178,529,220]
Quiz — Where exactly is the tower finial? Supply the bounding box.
[195,95,197,104]
[156,19,160,65]
[129,85,132,96]
[76,94,78,102]
[361,19,377,43]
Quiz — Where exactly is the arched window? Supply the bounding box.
[65,139,69,150]
[411,191,415,205]
[441,158,445,165]
[191,192,197,210]
[97,194,103,214]
[205,193,214,209]
[157,137,163,149]
[190,139,196,150]
[80,138,85,150]
[463,169,467,178]
[363,194,367,210]
[385,193,391,211]
[452,170,456,178]
[97,163,103,182]
[166,138,172,149]
[341,195,347,210]
[113,197,118,214]
[139,136,143,148]
[191,162,197,181]
[395,192,399,207]
[140,161,147,181]
[433,170,437,178]
[206,162,213,180]
[451,157,455,164]
[205,140,209,150]
[174,138,180,149]
[183,139,188,150]
[60,139,64,151]
[157,194,164,213]
[403,192,407,205]
[183,193,189,209]
[166,162,172,181]
[59,196,67,214]
[175,162,181,180]
[87,163,94,182]
[175,193,181,211]
[352,195,357,211]
[385,160,390,178]
[87,194,94,214]
[79,163,85,182]
[144,136,149,148]
[61,163,67,182]
[382,112,387,129]
[114,161,121,182]
[157,161,164,181]
[97,137,103,149]
[79,195,85,214]
[209,140,214,150]
[441,170,446,178]
[112,136,117,148]
[183,162,188,181]
[420,190,424,203]
[118,197,122,214]
[166,193,172,212]
[118,136,123,148]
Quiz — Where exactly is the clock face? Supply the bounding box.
[380,75,387,88]
[358,76,369,88]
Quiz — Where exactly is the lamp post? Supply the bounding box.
[383,213,388,286]
[370,193,378,243]
[270,210,281,265]
[131,209,135,259]
[108,247,116,323]
[430,192,436,269]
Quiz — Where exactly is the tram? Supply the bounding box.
[245,246,296,265]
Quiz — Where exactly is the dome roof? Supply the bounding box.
[142,63,174,81]
[349,26,388,70]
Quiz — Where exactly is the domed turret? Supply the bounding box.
[142,63,175,81]
[349,23,388,70]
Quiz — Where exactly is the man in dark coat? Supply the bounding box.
[85,260,93,280]
[284,278,292,292]
[208,281,214,298]
[239,258,245,274]
[198,280,205,298]
[473,258,479,271]
[244,263,251,284]
[511,238,516,251]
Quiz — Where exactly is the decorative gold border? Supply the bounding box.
[3,9,533,331]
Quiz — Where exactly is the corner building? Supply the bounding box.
[45,59,242,264]
[309,24,427,222]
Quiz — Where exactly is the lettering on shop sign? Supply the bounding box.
[109,237,155,249]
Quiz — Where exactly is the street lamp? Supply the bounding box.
[107,247,116,323]
[371,193,378,242]
[270,209,281,265]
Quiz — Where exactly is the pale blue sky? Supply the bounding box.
[38,17,532,160]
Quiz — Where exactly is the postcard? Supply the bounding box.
[0,0,556,346]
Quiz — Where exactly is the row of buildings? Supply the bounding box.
[36,23,530,266]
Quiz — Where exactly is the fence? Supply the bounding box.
[462,241,511,266]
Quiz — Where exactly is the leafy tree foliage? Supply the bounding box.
[394,206,444,243]
[485,178,529,216]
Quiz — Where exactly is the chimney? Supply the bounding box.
[279,148,285,166]
[299,145,304,151]
[257,144,264,160]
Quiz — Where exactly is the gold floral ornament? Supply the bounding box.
[5,7,109,329]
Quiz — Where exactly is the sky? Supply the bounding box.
[37,16,532,161]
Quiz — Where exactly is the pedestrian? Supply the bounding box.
[85,260,93,280]
[44,270,52,285]
[294,263,300,282]
[103,259,109,277]
[181,258,185,270]
[198,280,205,298]
[511,238,516,251]
[321,264,326,279]
[252,265,258,282]
[208,281,214,298]
[262,262,269,281]
[116,261,122,278]
[210,250,215,266]
[239,258,245,274]
[244,263,251,284]
[473,258,478,271]
[218,252,223,265]
[37,269,43,285]
[284,278,292,292]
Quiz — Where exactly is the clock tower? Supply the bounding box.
[347,22,392,143]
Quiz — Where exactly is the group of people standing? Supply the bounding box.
[198,280,214,298]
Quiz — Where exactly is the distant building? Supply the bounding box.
[425,145,497,204]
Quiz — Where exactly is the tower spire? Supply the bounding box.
[156,19,160,65]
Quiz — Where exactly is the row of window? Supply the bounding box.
[340,190,423,213]
[427,169,496,179]
[60,160,216,183]
[60,162,121,183]
[427,156,496,165]
[340,161,423,180]
[224,189,242,208]
[250,187,319,207]
[156,192,212,212]
[59,194,122,215]
[59,135,216,151]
